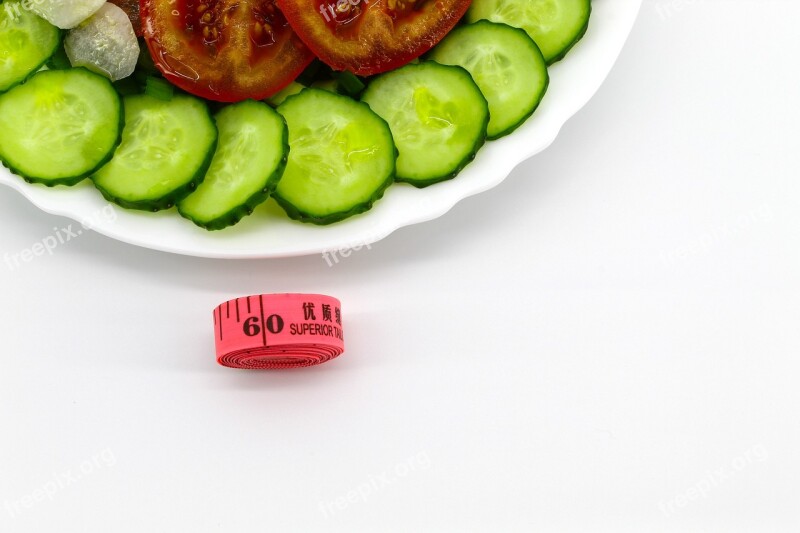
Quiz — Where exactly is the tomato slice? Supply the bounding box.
[141,0,315,102]
[276,0,471,76]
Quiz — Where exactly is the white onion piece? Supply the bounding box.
[64,3,139,82]
[30,0,106,29]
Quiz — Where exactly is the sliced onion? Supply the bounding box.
[64,3,139,82]
[30,0,106,29]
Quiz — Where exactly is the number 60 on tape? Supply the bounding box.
[213,294,345,369]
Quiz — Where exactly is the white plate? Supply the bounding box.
[0,0,642,258]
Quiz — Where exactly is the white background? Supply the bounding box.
[1,1,799,531]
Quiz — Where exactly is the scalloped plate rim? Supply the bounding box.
[0,0,642,259]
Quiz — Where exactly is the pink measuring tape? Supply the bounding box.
[213,294,345,369]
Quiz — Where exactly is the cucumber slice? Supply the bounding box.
[429,21,549,139]
[467,0,591,64]
[361,61,488,187]
[266,81,304,107]
[0,68,122,185]
[178,100,288,231]
[0,0,60,92]
[92,94,217,211]
[275,88,395,225]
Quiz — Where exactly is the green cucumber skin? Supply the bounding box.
[178,154,288,230]
[274,89,397,225]
[177,108,290,231]
[467,0,591,66]
[393,127,484,190]
[0,68,124,187]
[92,96,219,212]
[0,32,62,94]
[0,6,61,93]
[547,1,591,65]
[273,174,394,226]
[431,21,551,140]
[490,72,549,139]
[404,62,487,187]
[481,22,549,140]
[181,162,285,230]
[93,138,216,212]
[363,62,489,189]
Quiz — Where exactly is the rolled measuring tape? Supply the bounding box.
[213,294,344,369]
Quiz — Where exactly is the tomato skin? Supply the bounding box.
[277,0,472,76]
[140,0,315,102]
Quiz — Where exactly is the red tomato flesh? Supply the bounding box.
[277,0,472,76]
[141,0,315,102]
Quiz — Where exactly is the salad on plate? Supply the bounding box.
[0,0,591,230]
